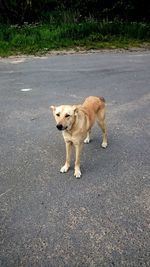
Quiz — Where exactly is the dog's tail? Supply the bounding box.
[98,96,105,103]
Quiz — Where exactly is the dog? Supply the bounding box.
[50,96,107,178]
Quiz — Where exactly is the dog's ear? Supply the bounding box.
[73,105,78,116]
[50,105,56,112]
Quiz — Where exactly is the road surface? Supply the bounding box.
[0,51,150,266]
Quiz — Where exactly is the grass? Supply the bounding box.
[0,21,150,57]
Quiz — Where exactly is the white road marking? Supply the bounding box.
[21,88,32,92]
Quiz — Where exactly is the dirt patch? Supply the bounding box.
[0,46,150,62]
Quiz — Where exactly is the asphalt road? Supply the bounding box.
[0,51,150,267]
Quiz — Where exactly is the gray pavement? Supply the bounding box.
[0,51,150,267]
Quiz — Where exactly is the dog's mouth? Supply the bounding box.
[56,124,68,131]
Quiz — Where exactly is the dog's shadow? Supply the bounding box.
[81,137,109,175]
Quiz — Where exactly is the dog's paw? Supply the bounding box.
[60,164,69,173]
[101,142,108,149]
[84,138,90,144]
[74,169,82,178]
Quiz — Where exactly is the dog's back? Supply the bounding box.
[80,96,105,126]
[82,96,105,113]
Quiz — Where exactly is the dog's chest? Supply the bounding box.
[62,131,74,143]
[62,130,85,144]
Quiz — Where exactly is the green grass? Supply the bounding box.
[0,21,150,57]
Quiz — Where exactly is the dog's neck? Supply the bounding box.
[65,114,78,134]
[65,108,89,135]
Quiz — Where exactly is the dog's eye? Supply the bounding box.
[56,113,60,117]
[65,114,70,118]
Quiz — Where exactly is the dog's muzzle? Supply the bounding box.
[56,124,67,131]
[56,124,63,130]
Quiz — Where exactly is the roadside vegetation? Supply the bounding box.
[0,21,150,57]
[0,1,150,56]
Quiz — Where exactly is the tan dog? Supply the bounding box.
[50,96,107,178]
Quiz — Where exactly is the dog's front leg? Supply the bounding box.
[74,143,83,178]
[60,141,72,173]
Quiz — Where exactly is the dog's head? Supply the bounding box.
[50,105,78,131]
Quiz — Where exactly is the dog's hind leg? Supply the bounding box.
[97,108,108,148]
[84,131,91,144]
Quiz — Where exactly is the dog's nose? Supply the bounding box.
[56,124,63,130]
